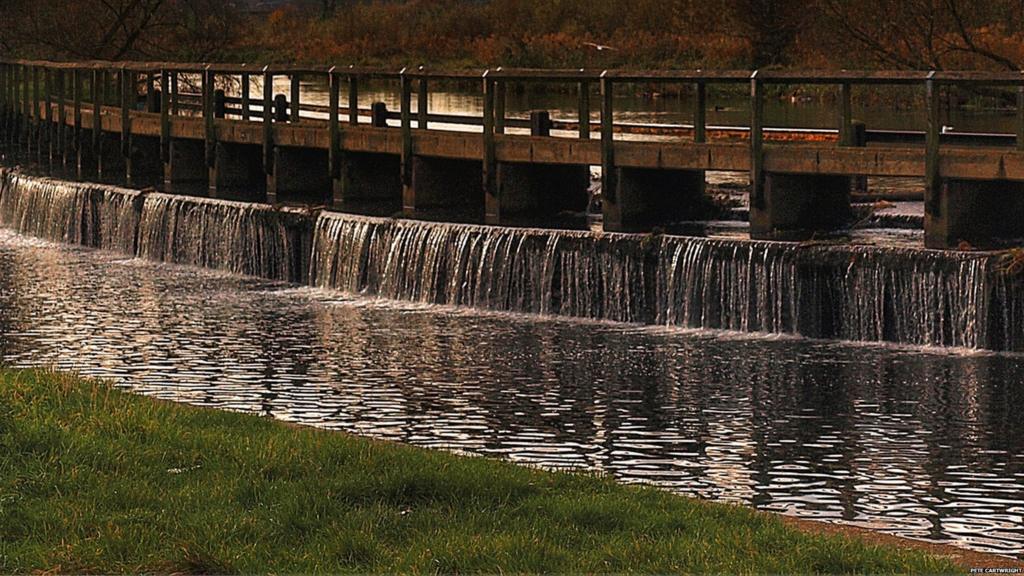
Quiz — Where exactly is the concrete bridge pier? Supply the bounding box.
[749,172,852,240]
[331,152,403,215]
[330,103,403,215]
[127,135,163,188]
[96,136,127,184]
[602,167,708,233]
[925,179,1024,249]
[75,130,98,180]
[59,126,76,173]
[404,156,484,222]
[268,146,331,205]
[209,142,266,202]
[489,162,590,226]
[487,111,590,227]
[163,139,208,194]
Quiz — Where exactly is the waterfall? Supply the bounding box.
[0,168,314,282]
[136,194,313,282]
[0,170,141,252]
[654,240,1010,348]
[2,168,1022,351]
[312,212,1024,351]
[310,214,649,322]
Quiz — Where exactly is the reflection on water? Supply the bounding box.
[0,230,1022,558]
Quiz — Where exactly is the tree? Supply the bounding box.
[5,0,241,61]
[820,0,1024,70]
[725,0,809,67]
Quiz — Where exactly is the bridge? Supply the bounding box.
[2,59,1024,249]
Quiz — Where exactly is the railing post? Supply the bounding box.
[160,68,171,163]
[57,68,67,160]
[6,64,13,150]
[530,110,552,137]
[23,65,32,153]
[120,67,131,160]
[13,63,21,152]
[839,81,853,146]
[483,70,496,206]
[600,72,615,204]
[369,102,388,127]
[170,71,179,115]
[328,67,340,179]
[241,71,250,121]
[73,67,83,151]
[839,80,867,194]
[1017,82,1024,152]
[400,68,413,188]
[23,64,31,151]
[14,65,22,152]
[348,73,359,125]
[9,63,16,150]
[92,68,104,157]
[578,78,590,139]
[13,65,19,151]
[925,73,941,216]
[494,79,506,134]
[5,63,11,142]
[0,63,6,140]
[694,80,706,144]
[44,68,53,162]
[214,89,226,118]
[0,63,7,148]
[417,68,428,130]
[262,67,274,175]
[11,64,18,150]
[273,95,289,122]
[290,72,300,123]
[31,67,41,154]
[750,70,765,210]
[15,63,22,151]
[203,66,215,167]
[145,72,156,113]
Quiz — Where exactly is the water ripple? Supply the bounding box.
[0,229,1021,558]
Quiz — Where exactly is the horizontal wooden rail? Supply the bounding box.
[6,59,1024,86]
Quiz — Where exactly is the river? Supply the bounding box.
[0,208,1021,558]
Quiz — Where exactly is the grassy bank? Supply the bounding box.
[0,368,957,574]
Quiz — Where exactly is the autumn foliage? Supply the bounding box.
[4,0,1024,72]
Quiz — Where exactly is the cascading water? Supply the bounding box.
[312,212,1024,351]
[2,167,1022,351]
[654,240,1014,348]
[0,168,314,283]
[136,194,312,282]
[310,213,650,322]
[0,170,141,253]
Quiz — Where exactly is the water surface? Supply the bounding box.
[0,230,1021,558]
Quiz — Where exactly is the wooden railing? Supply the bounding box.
[3,60,1023,195]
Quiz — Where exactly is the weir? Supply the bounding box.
[2,168,1022,352]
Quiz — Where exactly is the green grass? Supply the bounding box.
[0,368,957,574]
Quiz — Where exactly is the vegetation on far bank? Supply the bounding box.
[0,368,961,574]
[3,0,1024,74]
